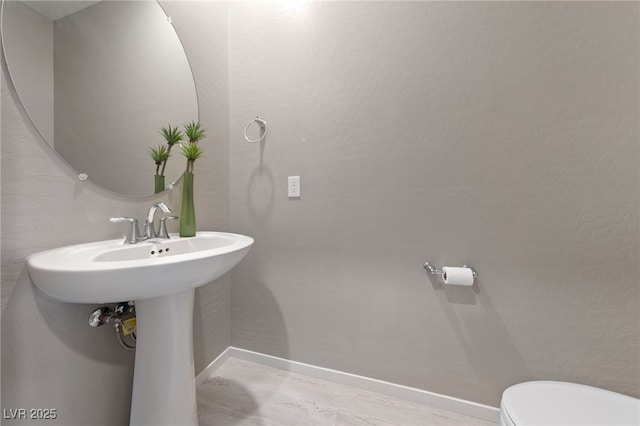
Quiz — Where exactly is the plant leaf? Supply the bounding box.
[184,121,205,143]
[149,144,170,164]
[161,125,184,146]
[181,141,204,161]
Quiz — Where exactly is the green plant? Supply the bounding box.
[161,125,184,146]
[178,121,205,237]
[184,121,205,144]
[149,144,170,175]
[159,125,184,175]
[181,142,204,174]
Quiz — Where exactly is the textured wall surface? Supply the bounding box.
[229,2,639,406]
[1,2,229,424]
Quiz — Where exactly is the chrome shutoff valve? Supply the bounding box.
[88,302,137,351]
[88,306,114,327]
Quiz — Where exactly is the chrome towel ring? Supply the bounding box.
[244,116,268,143]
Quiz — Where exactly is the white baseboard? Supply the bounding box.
[195,346,232,386]
[196,346,500,423]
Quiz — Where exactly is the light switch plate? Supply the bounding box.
[288,176,300,198]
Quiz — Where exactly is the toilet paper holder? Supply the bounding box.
[423,262,478,278]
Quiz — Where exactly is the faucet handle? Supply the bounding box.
[110,217,141,244]
[158,215,179,239]
[155,202,173,215]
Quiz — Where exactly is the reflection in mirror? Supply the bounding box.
[1,1,198,196]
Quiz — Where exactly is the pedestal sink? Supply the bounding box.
[27,232,253,426]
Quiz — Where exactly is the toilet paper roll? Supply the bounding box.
[442,266,474,286]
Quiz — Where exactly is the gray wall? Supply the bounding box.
[1,2,229,424]
[228,2,639,407]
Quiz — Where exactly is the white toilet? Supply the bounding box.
[500,381,640,426]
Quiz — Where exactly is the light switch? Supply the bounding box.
[288,176,301,198]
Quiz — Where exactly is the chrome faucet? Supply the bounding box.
[143,202,174,239]
[110,202,178,244]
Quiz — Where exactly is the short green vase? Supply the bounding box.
[180,172,196,237]
[154,175,165,194]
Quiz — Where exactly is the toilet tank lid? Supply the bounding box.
[502,381,640,426]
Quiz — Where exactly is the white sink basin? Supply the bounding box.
[27,231,253,303]
[26,231,253,426]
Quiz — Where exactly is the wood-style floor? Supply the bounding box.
[197,357,497,426]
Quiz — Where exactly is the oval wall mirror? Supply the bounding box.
[1,0,198,197]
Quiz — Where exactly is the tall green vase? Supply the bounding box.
[180,172,196,237]
[154,175,165,194]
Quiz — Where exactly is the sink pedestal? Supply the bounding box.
[130,289,198,426]
[26,232,253,425]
